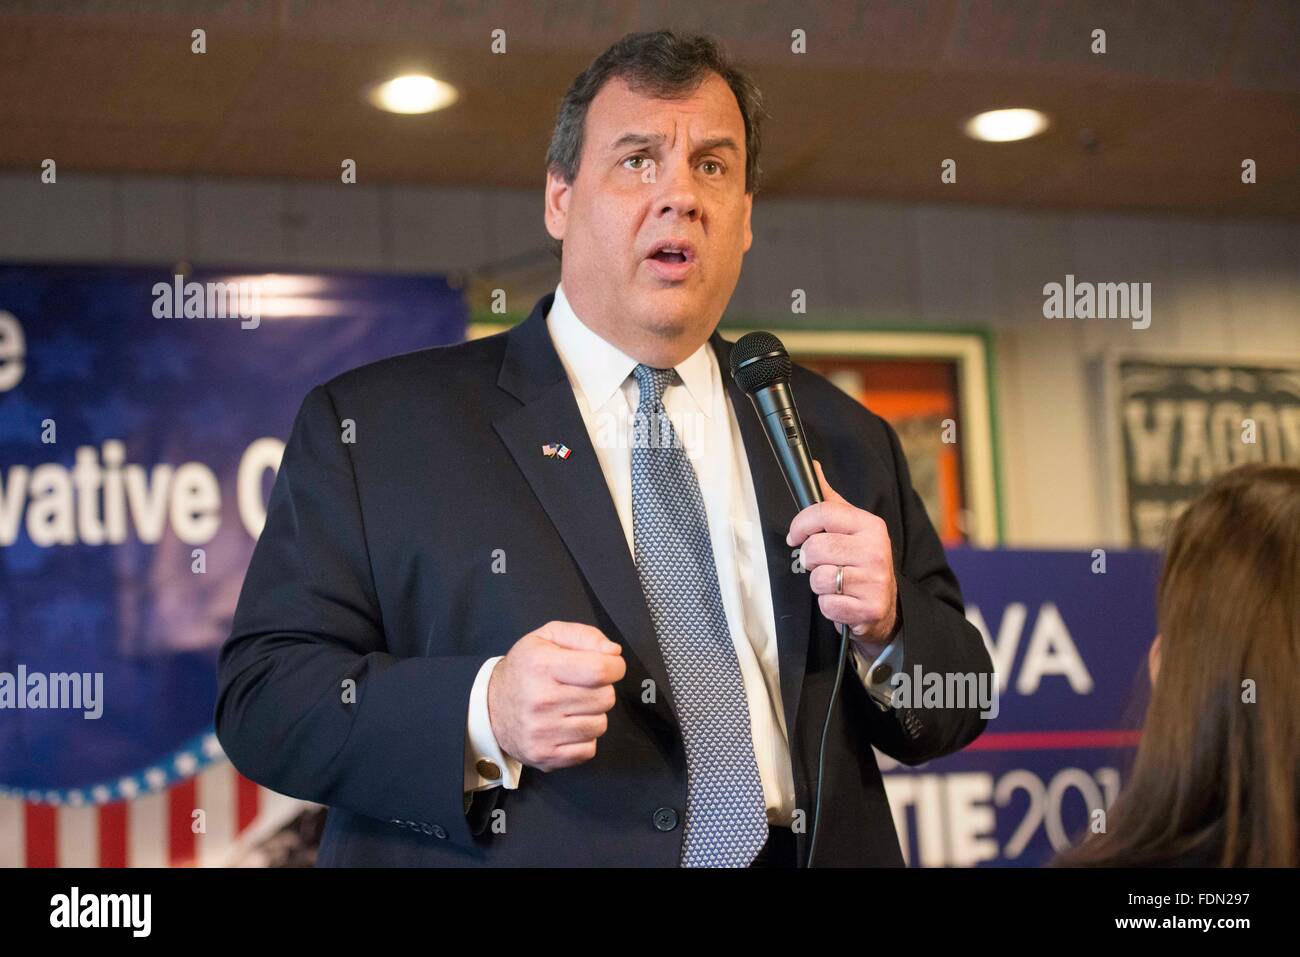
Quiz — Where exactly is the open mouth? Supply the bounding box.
[644,239,696,273]
[651,249,688,264]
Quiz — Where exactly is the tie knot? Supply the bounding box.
[633,363,676,410]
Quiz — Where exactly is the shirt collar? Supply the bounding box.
[545,282,715,417]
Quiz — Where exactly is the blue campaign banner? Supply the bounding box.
[0,264,466,803]
[881,547,1163,867]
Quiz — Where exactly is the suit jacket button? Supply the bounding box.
[653,807,679,832]
[432,824,447,839]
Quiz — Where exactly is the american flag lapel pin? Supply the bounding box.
[541,442,571,460]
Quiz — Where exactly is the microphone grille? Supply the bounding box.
[729,331,792,394]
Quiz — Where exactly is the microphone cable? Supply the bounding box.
[806,620,850,868]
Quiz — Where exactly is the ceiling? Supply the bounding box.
[1,0,1297,218]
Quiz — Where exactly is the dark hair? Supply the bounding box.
[1055,463,1300,867]
[546,30,766,195]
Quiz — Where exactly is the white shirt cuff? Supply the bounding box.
[464,656,523,792]
[849,635,905,711]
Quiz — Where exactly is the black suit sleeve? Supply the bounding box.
[215,384,484,850]
[863,415,996,764]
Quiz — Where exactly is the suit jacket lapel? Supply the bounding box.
[712,330,812,745]
[492,294,676,718]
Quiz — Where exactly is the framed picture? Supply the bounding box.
[728,328,1001,547]
[471,318,1002,547]
[1100,352,1300,547]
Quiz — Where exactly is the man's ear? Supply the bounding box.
[742,191,753,253]
[544,169,571,242]
[1147,633,1163,686]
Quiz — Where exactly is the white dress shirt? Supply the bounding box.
[463,283,902,825]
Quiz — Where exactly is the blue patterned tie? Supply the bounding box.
[630,363,769,867]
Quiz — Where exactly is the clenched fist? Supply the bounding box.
[487,621,626,772]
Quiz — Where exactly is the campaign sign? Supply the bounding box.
[881,547,1162,867]
[0,264,466,808]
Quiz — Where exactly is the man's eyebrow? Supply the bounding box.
[609,132,664,151]
[607,132,741,155]
[694,136,741,155]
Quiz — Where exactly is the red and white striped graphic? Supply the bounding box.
[0,760,309,868]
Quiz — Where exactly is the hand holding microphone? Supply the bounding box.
[787,459,899,649]
[729,332,898,646]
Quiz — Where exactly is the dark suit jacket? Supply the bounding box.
[215,292,994,867]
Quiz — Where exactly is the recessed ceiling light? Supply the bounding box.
[964,108,1050,142]
[368,74,458,114]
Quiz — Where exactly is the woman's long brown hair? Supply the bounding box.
[1057,463,1300,867]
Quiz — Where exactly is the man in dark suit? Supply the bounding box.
[216,29,994,867]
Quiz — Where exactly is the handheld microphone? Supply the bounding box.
[728,331,822,510]
[728,331,846,870]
